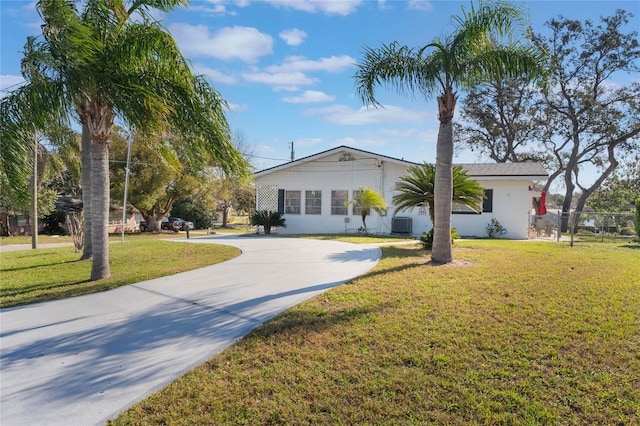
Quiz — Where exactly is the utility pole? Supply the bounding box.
[121,134,133,243]
[289,141,295,162]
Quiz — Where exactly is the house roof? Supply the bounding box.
[255,145,548,179]
[456,162,548,178]
[254,145,416,177]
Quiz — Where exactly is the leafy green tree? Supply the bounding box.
[393,163,485,224]
[171,197,217,230]
[109,129,204,232]
[534,11,640,231]
[585,155,640,213]
[346,187,387,233]
[354,1,543,263]
[455,76,548,164]
[1,94,76,238]
[457,11,640,233]
[5,0,248,280]
[210,131,257,227]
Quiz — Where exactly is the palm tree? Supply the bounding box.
[355,1,544,263]
[4,0,248,280]
[393,163,485,223]
[346,187,387,233]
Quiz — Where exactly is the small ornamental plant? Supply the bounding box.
[250,210,286,235]
[420,227,460,250]
[486,218,504,239]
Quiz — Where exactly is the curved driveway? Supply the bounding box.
[0,235,381,426]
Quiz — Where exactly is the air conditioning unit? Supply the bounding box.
[391,216,413,234]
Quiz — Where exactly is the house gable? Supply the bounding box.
[255,146,415,178]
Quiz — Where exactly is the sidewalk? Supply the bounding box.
[0,235,381,426]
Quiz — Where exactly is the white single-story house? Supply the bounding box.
[254,146,548,239]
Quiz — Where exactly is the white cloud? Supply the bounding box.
[187,4,232,15]
[282,90,335,103]
[305,104,428,125]
[377,0,392,10]
[407,0,432,11]
[265,0,362,15]
[169,24,273,62]
[242,71,316,91]
[267,55,355,74]
[0,75,25,92]
[187,0,250,15]
[279,28,307,46]
[226,102,248,112]
[192,65,238,85]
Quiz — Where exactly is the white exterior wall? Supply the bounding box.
[451,179,531,239]
[255,151,534,239]
[256,151,409,234]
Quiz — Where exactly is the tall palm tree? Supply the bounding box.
[5,0,248,280]
[355,1,544,263]
[393,163,485,224]
[347,187,387,233]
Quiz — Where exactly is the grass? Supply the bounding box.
[110,239,640,425]
[0,230,188,246]
[0,235,239,308]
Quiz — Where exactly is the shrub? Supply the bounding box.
[486,218,504,238]
[171,197,217,230]
[420,227,459,250]
[250,210,286,234]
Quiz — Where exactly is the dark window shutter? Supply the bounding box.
[278,189,285,214]
[483,189,493,213]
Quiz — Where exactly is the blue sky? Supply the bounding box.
[1,0,639,177]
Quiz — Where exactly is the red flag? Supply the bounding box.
[537,191,547,215]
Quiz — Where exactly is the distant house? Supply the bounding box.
[254,146,548,239]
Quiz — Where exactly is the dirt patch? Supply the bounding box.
[426,258,475,267]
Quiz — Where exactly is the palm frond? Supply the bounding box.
[354,42,440,106]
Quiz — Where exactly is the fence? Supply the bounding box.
[530,210,637,245]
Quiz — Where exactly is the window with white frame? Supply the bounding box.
[305,190,322,215]
[331,190,348,215]
[351,190,362,216]
[285,190,301,214]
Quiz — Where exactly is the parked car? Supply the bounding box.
[162,217,194,231]
[138,217,194,232]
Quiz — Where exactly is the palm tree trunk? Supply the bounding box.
[80,121,92,259]
[361,210,368,233]
[90,139,110,280]
[432,87,456,264]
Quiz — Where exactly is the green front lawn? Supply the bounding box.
[111,239,640,425]
[0,236,239,308]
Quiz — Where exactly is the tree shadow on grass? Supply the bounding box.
[2,258,86,273]
[248,302,391,340]
[1,276,367,425]
[620,242,640,249]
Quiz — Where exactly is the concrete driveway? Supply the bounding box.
[0,235,381,426]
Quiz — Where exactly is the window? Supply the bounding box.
[351,190,362,216]
[482,189,493,213]
[331,190,348,215]
[452,188,492,214]
[305,190,322,215]
[285,190,301,214]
